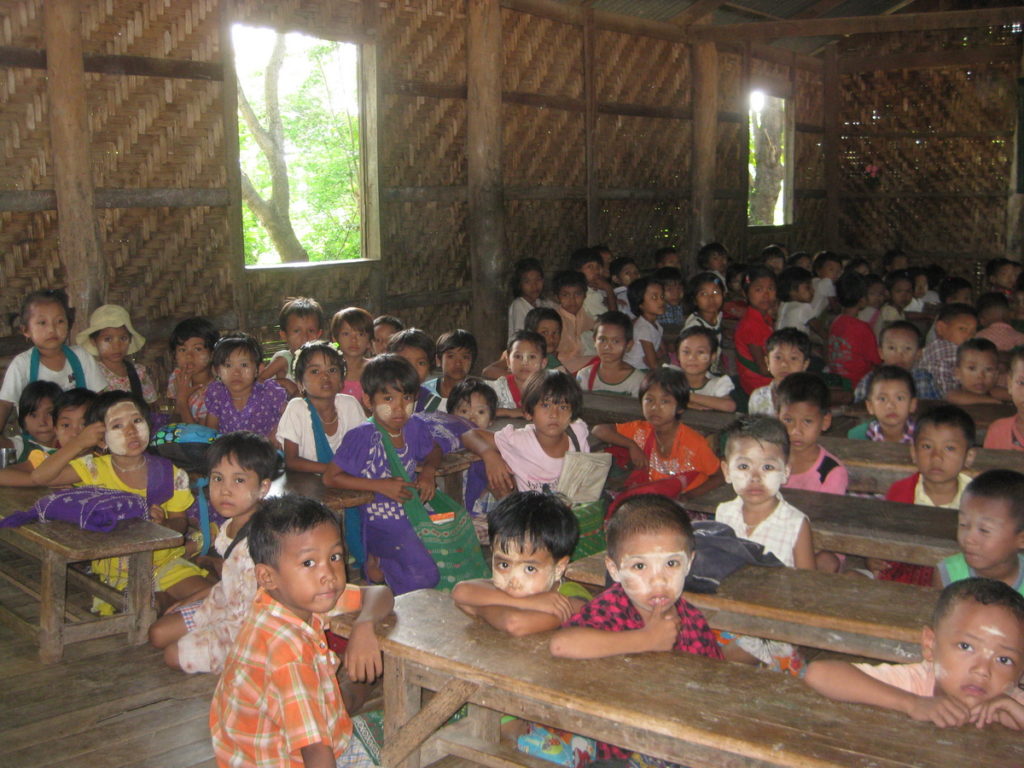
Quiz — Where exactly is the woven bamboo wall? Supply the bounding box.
[836,26,1020,278]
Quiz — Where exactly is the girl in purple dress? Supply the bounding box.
[203,334,287,441]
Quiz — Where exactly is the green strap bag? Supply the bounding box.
[370,418,490,590]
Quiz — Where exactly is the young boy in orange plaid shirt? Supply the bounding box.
[210,495,393,768]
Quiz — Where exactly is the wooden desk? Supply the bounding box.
[0,487,182,662]
[818,436,1023,494]
[566,556,933,662]
[334,590,1019,768]
[682,486,958,565]
[840,400,1014,441]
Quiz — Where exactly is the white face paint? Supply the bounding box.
[607,531,692,613]
[722,437,789,500]
[103,401,149,456]
[374,404,394,421]
[404,401,415,417]
[490,540,563,598]
[979,625,1009,639]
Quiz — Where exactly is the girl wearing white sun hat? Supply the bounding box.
[76,304,158,403]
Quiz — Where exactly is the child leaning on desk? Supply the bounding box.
[453,491,588,635]
[210,495,394,768]
[805,578,1024,730]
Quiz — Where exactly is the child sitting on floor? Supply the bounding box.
[575,311,644,397]
[333,306,375,402]
[210,495,394,767]
[424,329,478,411]
[32,391,214,614]
[827,272,882,389]
[947,338,1009,406]
[592,367,723,497]
[854,321,940,402]
[453,491,588,635]
[488,330,546,419]
[78,304,158,404]
[675,327,736,412]
[166,316,219,424]
[917,303,978,398]
[372,314,403,356]
[278,341,366,474]
[975,292,1024,351]
[848,365,917,443]
[623,276,667,371]
[204,333,287,441]
[551,270,596,375]
[985,346,1024,451]
[806,578,1024,730]
[748,328,811,416]
[777,372,849,495]
[148,431,276,673]
[936,470,1024,594]
[714,416,813,673]
[387,328,440,412]
[323,354,445,594]
[258,296,324,397]
[462,370,589,499]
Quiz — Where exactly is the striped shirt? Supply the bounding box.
[210,587,360,767]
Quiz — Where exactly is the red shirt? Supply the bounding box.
[827,314,881,386]
[734,307,773,393]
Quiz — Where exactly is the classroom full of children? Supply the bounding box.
[3,243,1024,767]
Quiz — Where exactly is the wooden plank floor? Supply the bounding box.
[0,559,218,768]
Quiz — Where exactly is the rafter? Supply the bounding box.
[669,0,726,27]
[792,0,846,20]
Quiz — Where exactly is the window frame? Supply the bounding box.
[746,76,795,230]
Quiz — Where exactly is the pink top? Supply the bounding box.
[983,416,1024,451]
[976,321,1024,352]
[342,379,365,403]
[494,419,590,493]
[855,659,1024,705]
[784,446,848,495]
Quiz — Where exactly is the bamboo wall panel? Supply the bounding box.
[794,66,822,127]
[382,200,468,296]
[600,199,688,260]
[503,103,584,187]
[0,0,43,48]
[502,8,582,98]
[796,130,824,190]
[595,114,691,189]
[505,199,586,270]
[399,301,470,335]
[713,199,744,257]
[0,66,50,190]
[717,50,742,114]
[379,0,467,87]
[715,120,743,190]
[246,262,375,319]
[839,25,1019,57]
[0,210,58,336]
[595,29,689,108]
[81,0,220,61]
[791,197,826,252]
[750,56,788,83]
[380,94,466,186]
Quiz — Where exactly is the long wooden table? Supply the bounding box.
[565,556,933,662]
[333,589,1021,768]
[682,486,957,565]
[0,487,182,662]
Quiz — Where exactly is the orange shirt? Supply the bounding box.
[615,420,719,490]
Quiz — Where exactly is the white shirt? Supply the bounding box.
[276,394,366,462]
[0,345,106,409]
[776,301,818,335]
[715,496,807,567]
[584,287,609,320]
[811,277,835,308]
[692,374,734,398]
[624,316,662,370]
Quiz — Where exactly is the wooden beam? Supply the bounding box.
[44,0,104,323]
[839,45,1019,74]
[1007,43,1024,260]
[220,0,249,332]
[467,0,506,367]
[691,41,718,266]
[701,7,1024,42]
[792,0,846,20]
[670,0,726,27]
[0,46,223,80]
[0,188,231,212]
[823,43,840,253]
[583,8,599,244]
[721,3,783,21]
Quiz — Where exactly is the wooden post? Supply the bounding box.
[691,40,718,272]
[740,43,751,259]
[583,8,599,244]
[467,0,505,365]
[823,43,840,253]
[220,0,249,330]
[44,0,104,323]
[1006,43,1024,261]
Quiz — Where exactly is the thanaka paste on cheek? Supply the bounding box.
[727,458,786,497]
[404,402,415,417]
[612,551,690,606]
[374,404,393,421]
[104,404,149,455]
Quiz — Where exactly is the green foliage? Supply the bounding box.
[236,29,362,265]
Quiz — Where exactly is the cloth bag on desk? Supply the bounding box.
[372,418,490,591]
[553,428,612,560]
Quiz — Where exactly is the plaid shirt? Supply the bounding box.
[210,588,358,768]
[854,368,940,402]
[866,417,915,444]
[566,583,723,760]
[917,338,958,397]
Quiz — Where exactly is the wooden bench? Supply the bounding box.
[566,555,934,662]
[840,399,1014,442]
[682,486,958,565]
[818,435,1023,494]
[332,589,1020,768]
[0,487,183,663]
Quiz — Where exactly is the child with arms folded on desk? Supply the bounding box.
[747,328,811,416]
[806,579,1024,730]
[575,311,644,397]
[848,365,918,443]
[487,331,546,419]
[453,491,588,636]
[592,367,723,499]
[946,338,1010,406]
[936,470,1024,595]
[873,405,978,585]
[714,415,813,674]
[210,495,395,768]
[985,346,1024,451]
[674,327,736,413]
[855,321,939,402]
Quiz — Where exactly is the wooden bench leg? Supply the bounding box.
[384,654,424,768]
[125,551,155,645]
[38,549,67,663]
